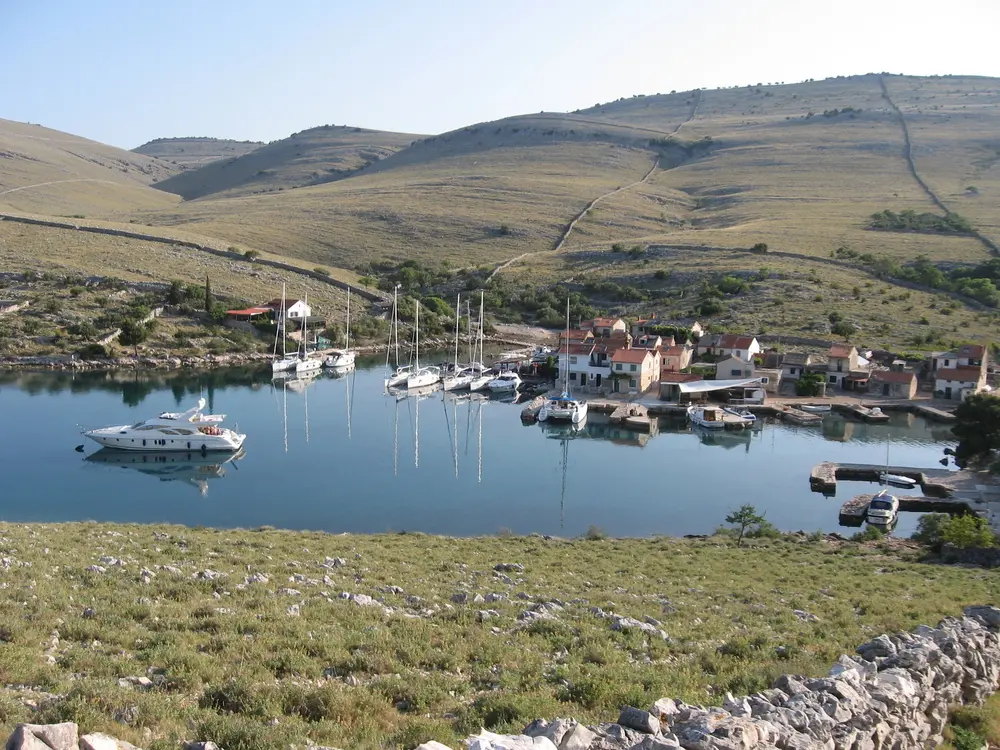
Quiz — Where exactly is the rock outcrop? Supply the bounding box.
[7,606,1000,750]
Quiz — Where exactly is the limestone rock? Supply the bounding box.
[415,743,454,750]
[6,723,79,750]
[80,733,144,750]
[618,706,660,734]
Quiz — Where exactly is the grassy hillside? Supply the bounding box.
[0,523,994,750]
[0,118,181,217]
[133,137,265,168]
[3,74,1000,352]
[150,125,422,200]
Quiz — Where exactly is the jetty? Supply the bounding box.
[520,395,546,423]
[838,492,977,527]
[809,462,954,496]
[609,403,652,432]
[769,404,824,425]
[837,403,890,423]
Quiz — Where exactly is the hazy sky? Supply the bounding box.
[3,0,999,149]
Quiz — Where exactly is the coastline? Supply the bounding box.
[0,335,546,371]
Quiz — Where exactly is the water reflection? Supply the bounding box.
[85,448,244,495]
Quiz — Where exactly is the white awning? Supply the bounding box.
[677,378,765,394]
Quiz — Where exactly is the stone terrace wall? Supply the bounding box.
[6,606,1000,750]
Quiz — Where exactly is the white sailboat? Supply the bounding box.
[406,302,441,389]
[271,283,297,373]
[294,293,323,374]
[880,434,918,488]
[385,285,412,388]
[538,298,588,424]
[442,294,474,391]
[324,287,356,369]
[469,293,493,392]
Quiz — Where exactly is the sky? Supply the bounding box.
[2,0,999,149]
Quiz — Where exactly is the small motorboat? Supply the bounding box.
[880,472,918,489]
[866,489,899,525]
[687,404,727,430]
[723,406,756,425]
[488,371,522,393]
[799,404,832,413]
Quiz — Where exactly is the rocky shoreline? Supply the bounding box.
[0,336,543,371]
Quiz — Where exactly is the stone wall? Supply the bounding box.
[6,606,1000,750]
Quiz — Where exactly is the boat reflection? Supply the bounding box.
[84,448,244,495]
[538,415,651,447]
[691,424,758,452]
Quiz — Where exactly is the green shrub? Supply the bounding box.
[243,250,259,261]
[940,515,995,548]
[313,267,330,276]
[76,343,108,360]
[852,526,884,542]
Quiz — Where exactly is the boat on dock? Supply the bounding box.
[799,404,832,413]
[406,303,441,389]
[866,489,899,526]
[723,406,756,425]
[687,404,751,430]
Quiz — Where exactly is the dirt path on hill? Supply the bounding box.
[879,76,998,256]
[486,92,703,281]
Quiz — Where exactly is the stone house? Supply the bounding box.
[697,334,761,361]
[781,352,813,381]
[610,348,659,394]
[930,344,987,372]
[715,355,755,380]
[557,342,608,394]
[869,370,918,399]
[659,344,693,373]
[935,366,987,401]
[581,317,626,337]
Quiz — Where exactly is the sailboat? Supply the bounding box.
[469,293,493,392]
[538,298,588,424]
[442,294,474,391]
[405,302,441,389]
[385,285,412,388]
[880,434,918,488]
[324,287,356,369]
[271,283,297,373]
[294,293,323,374]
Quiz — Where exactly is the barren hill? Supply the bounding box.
[0,118,181,217]
[133,137,264,168]
[149,124,422,200]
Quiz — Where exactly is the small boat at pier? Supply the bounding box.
[488,371,521,393]
[866,489,899,526]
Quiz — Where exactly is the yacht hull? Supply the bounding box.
[295,357,324,375]
[324,351,356,369]
[84,428,246,452]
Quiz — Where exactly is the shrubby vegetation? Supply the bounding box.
[870,209,974,235]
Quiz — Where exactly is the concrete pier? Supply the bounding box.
[810,462,954,496]
[839,492,977,527]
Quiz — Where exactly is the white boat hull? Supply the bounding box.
[407,368,441,389]
[469,375,492,391]
[295,357,324,374]
[324,351,356,369]
[539,401,588,424]
[442,374,473,391]
[687,406,727,429]
[488,375,521,392]
[272,358,297,373]
[84,427,246,452]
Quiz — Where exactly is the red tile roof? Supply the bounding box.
[717,334,756,350]
[582,317,623,329]
[611,348,654,365]
[936,366,984,382]
[957,344,986,358]
[559,330,593,341]
[871,370,916,385]
[226,307,271,316]
[558,343,596,356]
[660,345,686,357]
[264,299,303,308]
[660,372,703,383]
[828,344,856,358]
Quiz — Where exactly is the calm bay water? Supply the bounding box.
[0,359,957,537]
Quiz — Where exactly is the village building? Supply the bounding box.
[580,317,626,337]
[557,342,608,394]
[935,365,987,401]
[658,372,703,402]
[930,344,987,372]
[869,370,918,399]
[696,334,761,361]
[610,348,658,394]
[659,344,692,373]
[631,316,704,341]
[715,355,755,380]
[780,352,813,381]
[558,329,595,345]
[825,344,871,390]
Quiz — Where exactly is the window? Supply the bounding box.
[731,369,741,376]
[836,362,843,372]
[570,373,577,381]
[945,359,951,367]
[630,364,637,372]
[829,375,837,384]
[569,356,577,364]
[630,379,637,388]
[735,351,742,358]
[616,363,623,371]
[760,376,769,384]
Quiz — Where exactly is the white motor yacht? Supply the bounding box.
[83,399,246,452]
[538,392,588,424]
[866,489,899,525]
[488,371,521,393]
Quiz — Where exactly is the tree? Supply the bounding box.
[119,320,149,357]
[167,280,186,305]
[940,515,995,548]
[725,504,766,547]
[831,320,856,339]
[953,393,1000,468]
[204,275,213,313]
[749,242,769,254]
[795,372,824,397]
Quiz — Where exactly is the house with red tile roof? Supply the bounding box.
[934,365,987,401]
[658,371,703,402]
[930,344,987,373]
[610,348,658,394]
[696,333,760,361]
[826,344,861,389]
[580,317,626,337]
[869,370,918,399]
[659,344,692,373]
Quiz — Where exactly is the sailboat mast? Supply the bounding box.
[346,288,351,350]
[478,292,485,365]
[415,301,420,369]
[453,293,460,371]
[564,296,571,394]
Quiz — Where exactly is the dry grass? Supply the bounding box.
[133,138,265,168]
[0,524,996,750]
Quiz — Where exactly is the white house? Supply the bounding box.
[935,365,987,401]
[698,334,761,361]
[930,344,987,372]
[780,352,813,381]
[715,355,755,380]
[263,297,311,321]
[557,343,612,394]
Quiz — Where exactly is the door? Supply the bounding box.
[945,386,952,399]
[580,373,587,387]
[882,384,890,397]
[595,374,602,388]
[613,378,620,393]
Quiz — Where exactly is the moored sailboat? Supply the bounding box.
[324,287,356,370]
[538,298,587,424]
[271,283,297,373]
[406,302,441,389]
